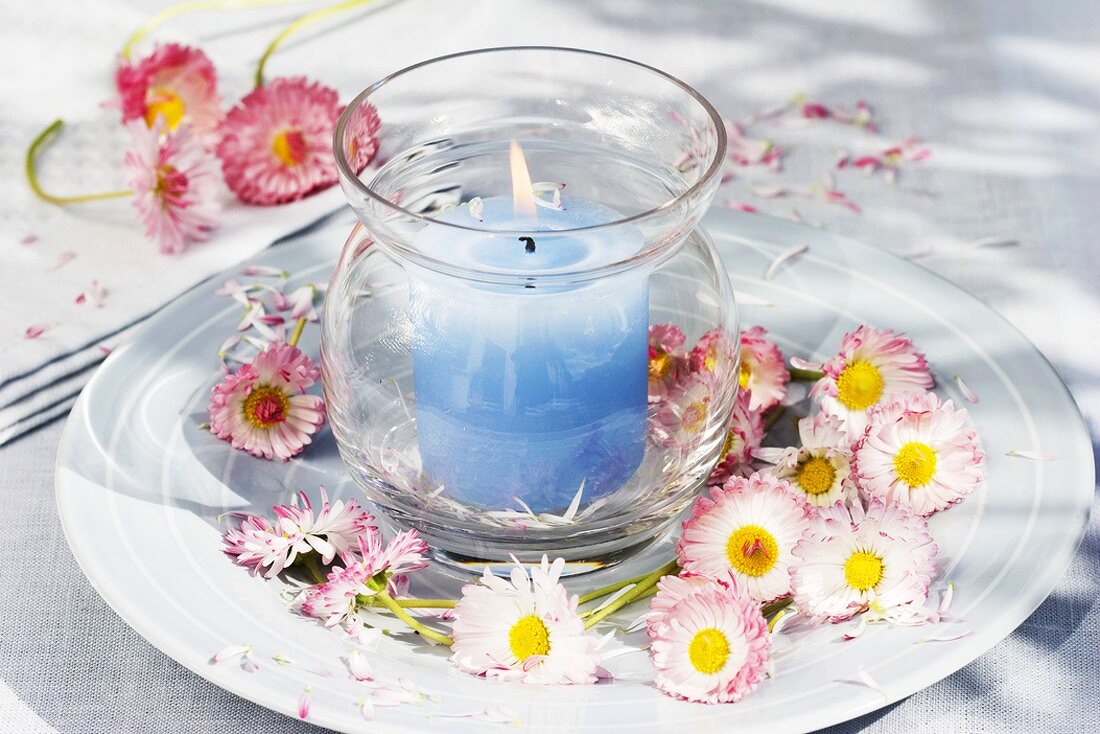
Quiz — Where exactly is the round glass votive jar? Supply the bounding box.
[324,47,737,572]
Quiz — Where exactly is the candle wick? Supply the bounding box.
[519,236,536,253]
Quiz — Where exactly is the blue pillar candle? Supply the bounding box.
[408,195,649,513]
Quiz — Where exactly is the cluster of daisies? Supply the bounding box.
[206,265,328,461]
[218,321,985,709]
[32,39,379,254]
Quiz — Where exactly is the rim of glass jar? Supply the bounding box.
[333,46,727,281]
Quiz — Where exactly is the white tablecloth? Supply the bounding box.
[2,0,1097,731]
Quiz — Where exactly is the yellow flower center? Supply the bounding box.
[508,615,550,661]
[844,551,884,590]
[688,627,730,674]
[144,88,185,130]
[242,385,290,428]
[835,359,884,411]
[272,128,306,167]
[738,360,752,389]
[681,400,708,433]
[796,456,836,495]
[721,427,742,457]
[649,349,671,380]
[893,441,938,487]
[726,524,778,577]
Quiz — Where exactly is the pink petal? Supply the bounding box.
[297,688,311,720]
[953,375,979,404]
[21,234,38,245]
[1006,449,1056,461]
[241,265,287,278]
[46,250,76,272]
[24,324,48,339]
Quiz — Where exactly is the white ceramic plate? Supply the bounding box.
[56,210,1093,733]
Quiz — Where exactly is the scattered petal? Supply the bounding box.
[20,234,38,245]
[938,583,956,615]
[764,244,808,280]
[346,648,373,682]
[297,687,311,720]
[970,237,1019,249]
[734,290,776,307]
[46,250,77,272]
[725,201,758,213]
[435,707,522,726]
[210,644,251,664]
[467,197,484,222]
[789,356,821,372]
[1006,449,1056,461]
[24,324,48,340]
[954,375,979,404]
[918,630,972,643]
[241,265,287,278]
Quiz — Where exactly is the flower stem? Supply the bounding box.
[374,589,454,646]
[788,367,824,381]
[287,316,308,347]
[761,596,791,618]
[391,598,456,609]
[26,120,132,206]
[763,405,786,431]
[254,0,374,87]
[576,571,653,605]
[583,559,679,630]
[302,552,328,584]
[121,0,309,59]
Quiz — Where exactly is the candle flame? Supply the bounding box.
[509,139,537,221]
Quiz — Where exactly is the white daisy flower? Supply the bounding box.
[791,498,938,622]
[677,472,812,602]
[757,413,856,507]
[853,391,985,516]
[810,325,933,440]
[648,582,771,703]
[449,556,601,685]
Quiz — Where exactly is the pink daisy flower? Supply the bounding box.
[208,341,326,460]
[648,322,691,401]
[124,118,220,254]
[645,570,744,637]
[811,325,933,440]
[648,582,770,703]
[115,43,221,134]
[709,390,765,484]
[216,77,380,205]
[222,488,376,578]
[300,529,429,627]
[852,391,985,516]
[738,326,789,412]
[689,327,737,376]
[678,472,812,603]
[791,499,938,622]
[652,371,716,450]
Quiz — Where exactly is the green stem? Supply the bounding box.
[583,559,679,630]
[763,405,786,431]
[761,597,791,619]
[255,0,374,87]
[576,571,655,606]
[374,590,454,646]
[121,0,309,59]
[391,598,456,609]
[287,316,308,347]
[788,367,825,381]
[302,552,328,584]
[26,121,132,206]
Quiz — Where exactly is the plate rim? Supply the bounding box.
[55,209,1095,733]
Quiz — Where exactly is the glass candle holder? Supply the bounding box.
[324,47,736,572]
